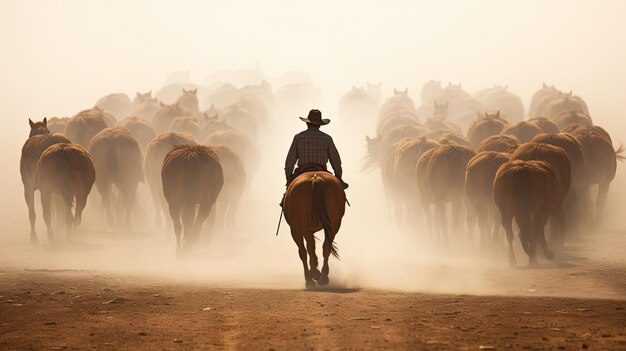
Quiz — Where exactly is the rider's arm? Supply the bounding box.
[284,134,298,181]
[328,137,343,179]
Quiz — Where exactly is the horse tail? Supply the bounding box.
[311,174,339,259]
[615,142,625,162]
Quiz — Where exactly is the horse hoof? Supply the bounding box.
[317,275,329,286]
[310,269,322,281]
[305,280,316,290]
[545,250,555,261]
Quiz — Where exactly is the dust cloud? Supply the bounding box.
[0,1,625,299]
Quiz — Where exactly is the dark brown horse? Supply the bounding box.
[34,143,96,245]
[284,172,346,288]
[21,118,71,242]
[161,145,224,254]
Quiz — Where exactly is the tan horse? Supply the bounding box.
[554,110,593,130]
[64,108,109,147]
[176,88,200,116]
[117,116,157,152]
[88,127,144,229]
[477,134,519,153]
[284,172,346,288]
[161,145,223,254]
[501,121,543,143]
[567,125,623,226]
[144,132,198,227]
[211,145,247,234]
[169,116,202,140]
[528,116,560,134]
[46,117,70,134]
[95,93,132,120]
[34,143,95,245]
[465,151,510,246]
[494,160,561,266]
[204,128,259,177]
[420,144,476,245]
[21,118,71,242]
[152,102,190,133]
[467,111,508,147]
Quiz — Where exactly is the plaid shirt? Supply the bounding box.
[284,127,343,179]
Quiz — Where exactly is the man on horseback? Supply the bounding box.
[281,109,348,206]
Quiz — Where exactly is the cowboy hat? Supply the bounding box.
[299,109,330,125]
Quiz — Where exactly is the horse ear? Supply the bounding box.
[148,90,152,96]
[43,117,47,127]
[543,82,546,88]
[29,118,34,128]
[182,88,187,93]
[160,101,166,107]
[504,84,508,90]
[136,92,141,97]
[365,135,371,142]
[192,88,197,94]
[496,111,501,118]
[393,88,398,94]
[404,88,408,94]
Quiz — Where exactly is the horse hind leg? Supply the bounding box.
[180,204,196,254]
[24,185,37,243]
[305,232,321,281]
[291,228,314,289]
[168,204,182,256]
[501,213,515,267]
[318,231,337,286]
[40,191,55,247]
[74,192,88,233]
[62,193,74,241]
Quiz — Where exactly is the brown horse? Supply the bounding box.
[511,142,571,247]
[88,127,144,229]
[28,117,50,137]
[204,128,259,177]
[152,102,190,133]
[34,143,95,245]
[144,132,198,227]
[532,133,585,235]
[465,151,510,246]
[494,160,561,266]
[21,118,71,242]
[161,145,223,254]
[169,116,202,140]
[284,172,346,288]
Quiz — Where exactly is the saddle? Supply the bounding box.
[286,163,330,186]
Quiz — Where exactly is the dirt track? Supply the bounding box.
[0,269,624,350]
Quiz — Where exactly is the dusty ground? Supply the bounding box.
[0,268,624,351]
